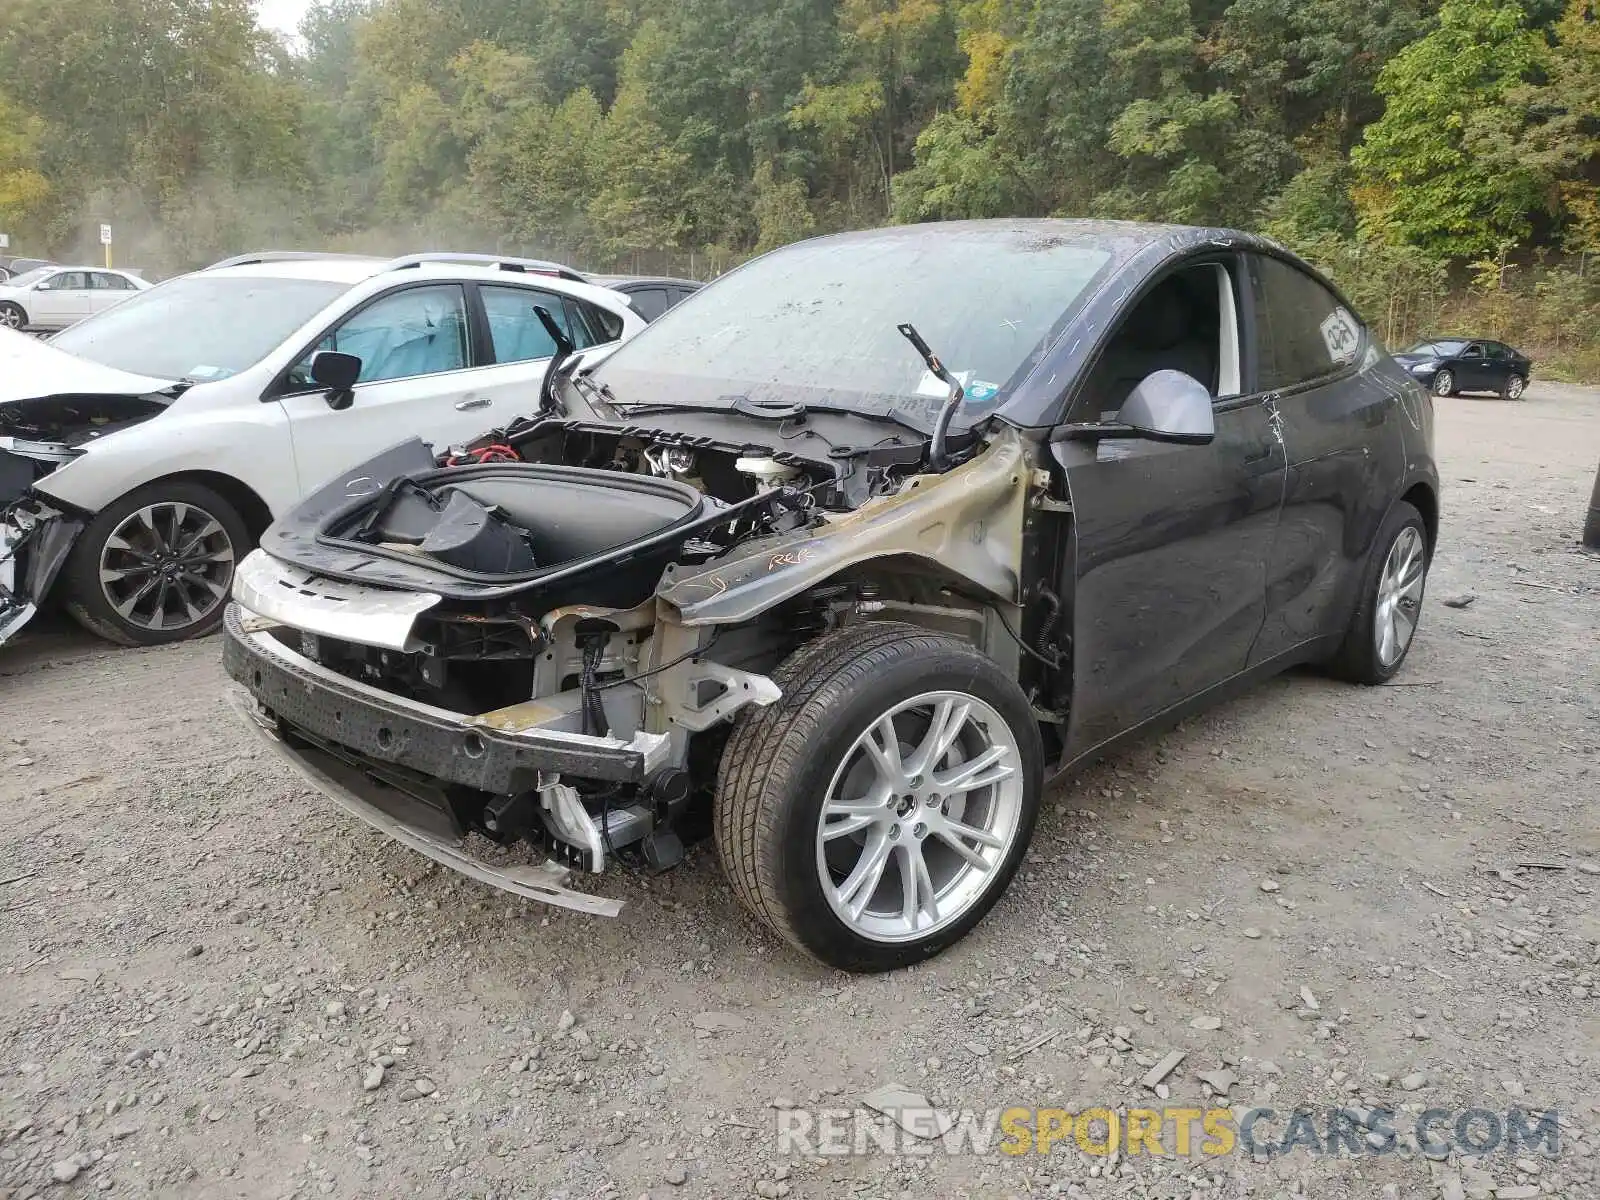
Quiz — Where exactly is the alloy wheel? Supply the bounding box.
[1433,370,1453,396]
[815,691,1024,944]
[1507,375,1525,400]
[0,306,21,329]
[98,502,236,632]
[1374,525,1425,668]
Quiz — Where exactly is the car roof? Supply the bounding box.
[590,275,703,288]
[801,217,1202,254]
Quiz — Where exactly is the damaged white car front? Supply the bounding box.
[0,332,180,645]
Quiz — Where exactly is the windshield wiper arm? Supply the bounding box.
[896,322,965,471]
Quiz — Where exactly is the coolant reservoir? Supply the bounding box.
[735,456,800,487]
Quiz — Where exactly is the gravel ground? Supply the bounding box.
[1,382,1596,1200]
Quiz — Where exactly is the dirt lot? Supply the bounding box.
[2,383,1597,1200]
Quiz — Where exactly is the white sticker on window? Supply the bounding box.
[1320,307,1360,363]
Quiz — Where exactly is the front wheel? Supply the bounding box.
[0,302,26,330]
[715,623,1043,972]
[1503,374,1526,401]
[1327,500,1429,684]
[62,481,249,647]
[1432,369,1456,397]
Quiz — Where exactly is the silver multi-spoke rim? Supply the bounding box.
[1434,371,1452,396]
[1507,375,1524,399]
[815,690,1024,944]
[98,502,235,632]
[0,307,20,329]
[1374,525,1425,668]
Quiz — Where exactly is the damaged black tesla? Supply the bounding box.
[223,220,1439,972]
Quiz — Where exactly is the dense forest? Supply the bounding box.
[1,0,1597,373]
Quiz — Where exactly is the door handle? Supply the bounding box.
[455,396,491,411]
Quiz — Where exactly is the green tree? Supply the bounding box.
[1353,0,1549,256]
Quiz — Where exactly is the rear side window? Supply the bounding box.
[589,303,625,342]
[626,287,671,321]
[1247,255,1361,391]
[481,284,589,363]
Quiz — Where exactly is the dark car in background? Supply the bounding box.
[587,275,702,322]
[1392,337,1532,400]
[0,257,54,284]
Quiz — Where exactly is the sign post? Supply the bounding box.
[99,223,113,269]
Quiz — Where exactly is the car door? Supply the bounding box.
[275,282,490,493]
[1242,252,1411,664]
[88,272,132,314]
[1483,342,1513,392]
[1456,342,1489,391]
[32,270,93,326]
[1052,256,1287,755]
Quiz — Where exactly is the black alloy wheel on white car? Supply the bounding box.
[61,480,249,646]
[715,622,1043,973]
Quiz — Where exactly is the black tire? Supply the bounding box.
[1502,373,1526,401]
[1432,369,1456,397]
[0,301,27,330]
[715,622,1043,972]
[1327,500,1429,684]
[62,480,249,647]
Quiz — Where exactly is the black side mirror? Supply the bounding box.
[1055,370,1216,446]
[311,350,362,410]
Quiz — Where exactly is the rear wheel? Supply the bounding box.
[1432,369,1456,397]
[715,622,1043,972]
[1327,500,1429,684]
[63,481,248,647]
[1503,373,1526,401]
[0,302,26,330]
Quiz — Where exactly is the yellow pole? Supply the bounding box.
[105,242,112,269]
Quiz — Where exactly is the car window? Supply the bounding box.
[1247,255,1361,391]
[297,284,469,385]
[4,267,52,288]
[481,284,590,364]
[53,274,350,381]
[589,304,625,343]
[41,271,88,291]
[627,287,671,322]
[1486,343,1507,360]
[91,272,128,290]
[1463,343,1483,357]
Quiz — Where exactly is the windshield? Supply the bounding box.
[49,274,349,381]
[593,228,1113,429]
[1404,340,1466,357]
[7,267,52,289]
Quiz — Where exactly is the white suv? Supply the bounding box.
[0,266,151,331]
[0,252,647,648]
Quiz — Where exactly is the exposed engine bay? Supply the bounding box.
[227,399,1050,897]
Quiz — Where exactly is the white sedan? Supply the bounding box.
[0,266,150,331]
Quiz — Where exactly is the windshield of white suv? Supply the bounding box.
[6,268,52,289]
[592,227,1112,430]
[49,274,349,381]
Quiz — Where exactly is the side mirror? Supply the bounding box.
[1055,369,1216,446]
[311,350,362,410]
